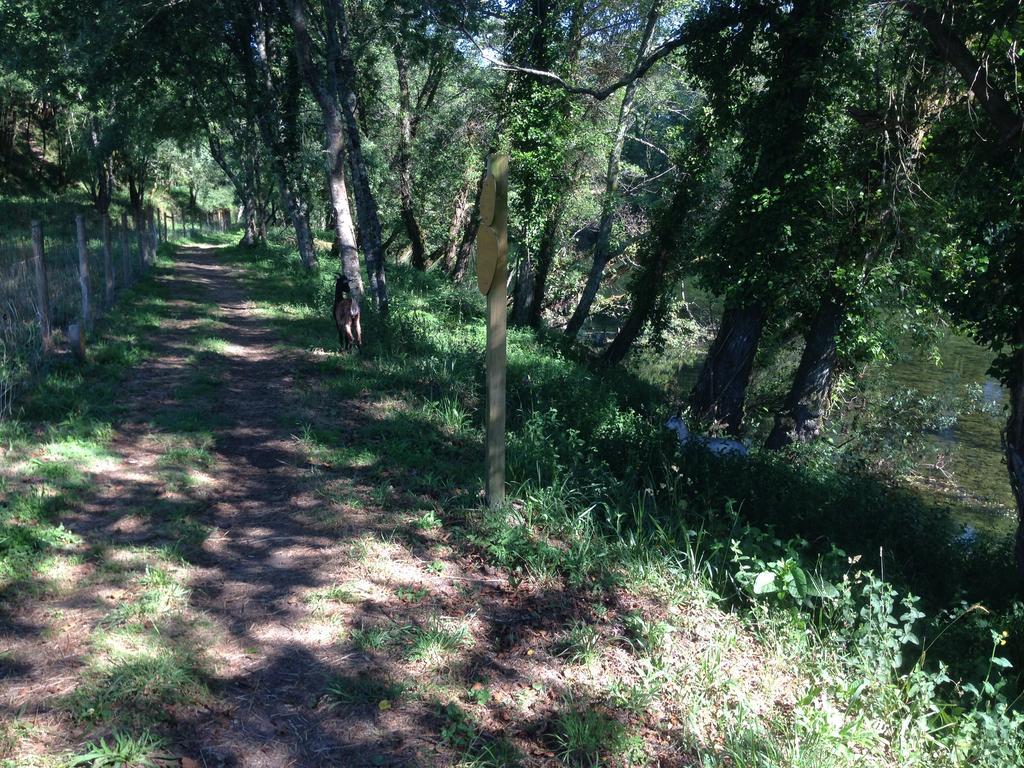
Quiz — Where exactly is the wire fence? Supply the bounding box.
[0,209,164,418]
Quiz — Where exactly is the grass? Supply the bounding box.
[404,616,473,664]
[326,674,406,709]
[552,706,644,767]
[65,730,170,767]
[305,583,360,615]
[3,231,1023,765]
[439,702,521,767]
[63,632,207,725]
[213,237,1024,766]
[555,621,603,666]
[350,622,408,652]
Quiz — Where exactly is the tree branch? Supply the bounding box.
[899,0,1023,146]
[458,20,684,101]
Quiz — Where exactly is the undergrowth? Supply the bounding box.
[223,241,1024,766]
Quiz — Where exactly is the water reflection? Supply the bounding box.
[890,333,1014,534]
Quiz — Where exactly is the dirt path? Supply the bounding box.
[154,246,360,765]
[3,246,493,766]
[3,245,739,768]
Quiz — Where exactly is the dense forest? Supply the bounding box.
[2,0,1024,766]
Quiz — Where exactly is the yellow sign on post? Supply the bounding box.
[477,154,509,508]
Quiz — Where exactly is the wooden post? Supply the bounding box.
[102,215,114,305]
[476,154,509,508]
[136,211,147,274]
[163,211,168,241]
[120,212,131,286]
[171,212,175,236]
[68,323,85,361]
[149,207,158,258]
[30,220,52,352]
[75,213,90,332]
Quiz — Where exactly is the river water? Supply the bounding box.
[889,333,1015,535]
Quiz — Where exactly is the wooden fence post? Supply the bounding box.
[75,213,91,335]
[136,211,147,274]
[120,212,131,286]
[30,220,52,353]
[171,212,176,236]
[102,215,114,305]
[149,207,158,258]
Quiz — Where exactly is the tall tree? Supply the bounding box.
[898,0,1024,585]
[287,0,364,306]
[564,0,662,339]
[683,0,857,435]
[332,0,388,311]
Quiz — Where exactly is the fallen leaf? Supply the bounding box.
[378,699,392,711]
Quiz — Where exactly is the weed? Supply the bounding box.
[66,730,169,767]
[415,510,443,531]
[396,586,430,603]
[555,622,602,666]
[440,702,520,767]
[466,683,492,705]
[552,706,640,767]
[405,616,473,664]
[326,674,405,709]
[620,612,672,662]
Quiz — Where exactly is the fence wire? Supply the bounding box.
[0,215,152,418]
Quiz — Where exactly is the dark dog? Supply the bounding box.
[333,274,362,351]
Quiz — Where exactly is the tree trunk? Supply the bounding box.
[208,132,261,247]
[288,0,361,301]
[529,210,563,328]
[511,250,534,327]
[689,303,767,435]
[565,1,660,339]
[88,116,113,216]
[274,174,317,269]
[602,239,670,364]
[1005,324,1024,588]
[766,293,844,449]
[329,0,387,312]
[603,296,649,365]
[126,165,146,225]
[440,173,474,273]
[394,44,428,270]
[452,160,489,282]
[251,6,317,270]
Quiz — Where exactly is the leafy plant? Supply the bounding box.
[66,730,169,767]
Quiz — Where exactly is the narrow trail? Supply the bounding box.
[4,245,509,766]
[149,246,359,764]
[5,243,748,768]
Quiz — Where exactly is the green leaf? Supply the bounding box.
[753,571,777,595]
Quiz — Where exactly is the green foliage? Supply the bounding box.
[65,730,169,767]
[404,616,473,664]
[551,705,644,767]
[439,702,521,767]
[554,621,602,666]
[326,675,405,710]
